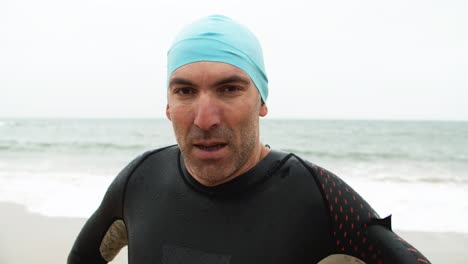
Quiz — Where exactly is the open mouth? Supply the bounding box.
[194,143,227,151]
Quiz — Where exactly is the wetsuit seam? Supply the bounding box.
[290,154,335,253]
[246,153,295,192]
[120,145,177,218]
[269,153,295,175]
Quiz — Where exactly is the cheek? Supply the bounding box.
[169,103,192,122]
[169,105,194,137]
[228,103,260,136]
[238,99,261,121]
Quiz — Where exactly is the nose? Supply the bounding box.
[193,93,221,131]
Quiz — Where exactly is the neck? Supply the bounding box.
[187,144,271,187]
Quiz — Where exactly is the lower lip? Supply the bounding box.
[193,144,228,160]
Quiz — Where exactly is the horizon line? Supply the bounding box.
[1,116,467,122]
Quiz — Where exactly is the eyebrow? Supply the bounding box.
[169,77,195,88]
[213,75,251,86]
[169,74,251,88]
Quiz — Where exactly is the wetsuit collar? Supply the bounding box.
[178,148,288,197]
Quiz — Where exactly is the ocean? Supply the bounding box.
[1,118,467,233]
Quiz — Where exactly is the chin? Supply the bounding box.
[190,160,236,185]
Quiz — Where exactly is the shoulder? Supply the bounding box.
[129,144,179,167]
[287,152,385,260]
[276,151,335,189]
[284,153,376,213]
[293,153,379,215]
[109,145,179,188]
[273,150,335,180]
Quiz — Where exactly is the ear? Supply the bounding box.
[166,104,172,121]
[259,103,268,117]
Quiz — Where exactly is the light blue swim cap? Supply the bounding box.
[167,15,269,102]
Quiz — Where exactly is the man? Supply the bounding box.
[68,15,430,264]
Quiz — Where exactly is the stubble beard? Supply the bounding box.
[175,117,259,186]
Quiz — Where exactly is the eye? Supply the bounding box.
[174,87,195,95]
[220,85,242,93]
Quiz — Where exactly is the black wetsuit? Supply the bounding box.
[68,145,431,264]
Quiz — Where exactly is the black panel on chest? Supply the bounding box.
[125,156,331,263]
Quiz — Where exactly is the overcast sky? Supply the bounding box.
[1,0,467,120]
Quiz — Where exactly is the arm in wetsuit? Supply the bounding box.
[297,155,431,264]
[67,150,156,264]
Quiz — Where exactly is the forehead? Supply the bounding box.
[169,61,251,83]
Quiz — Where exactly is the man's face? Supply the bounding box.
[166,62,268,186]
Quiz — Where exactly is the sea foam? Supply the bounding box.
[1,170,467,233]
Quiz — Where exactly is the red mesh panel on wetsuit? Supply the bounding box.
[309,164,384,264]
[306,163,431,264]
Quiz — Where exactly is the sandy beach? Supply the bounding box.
[0,202,465,264]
